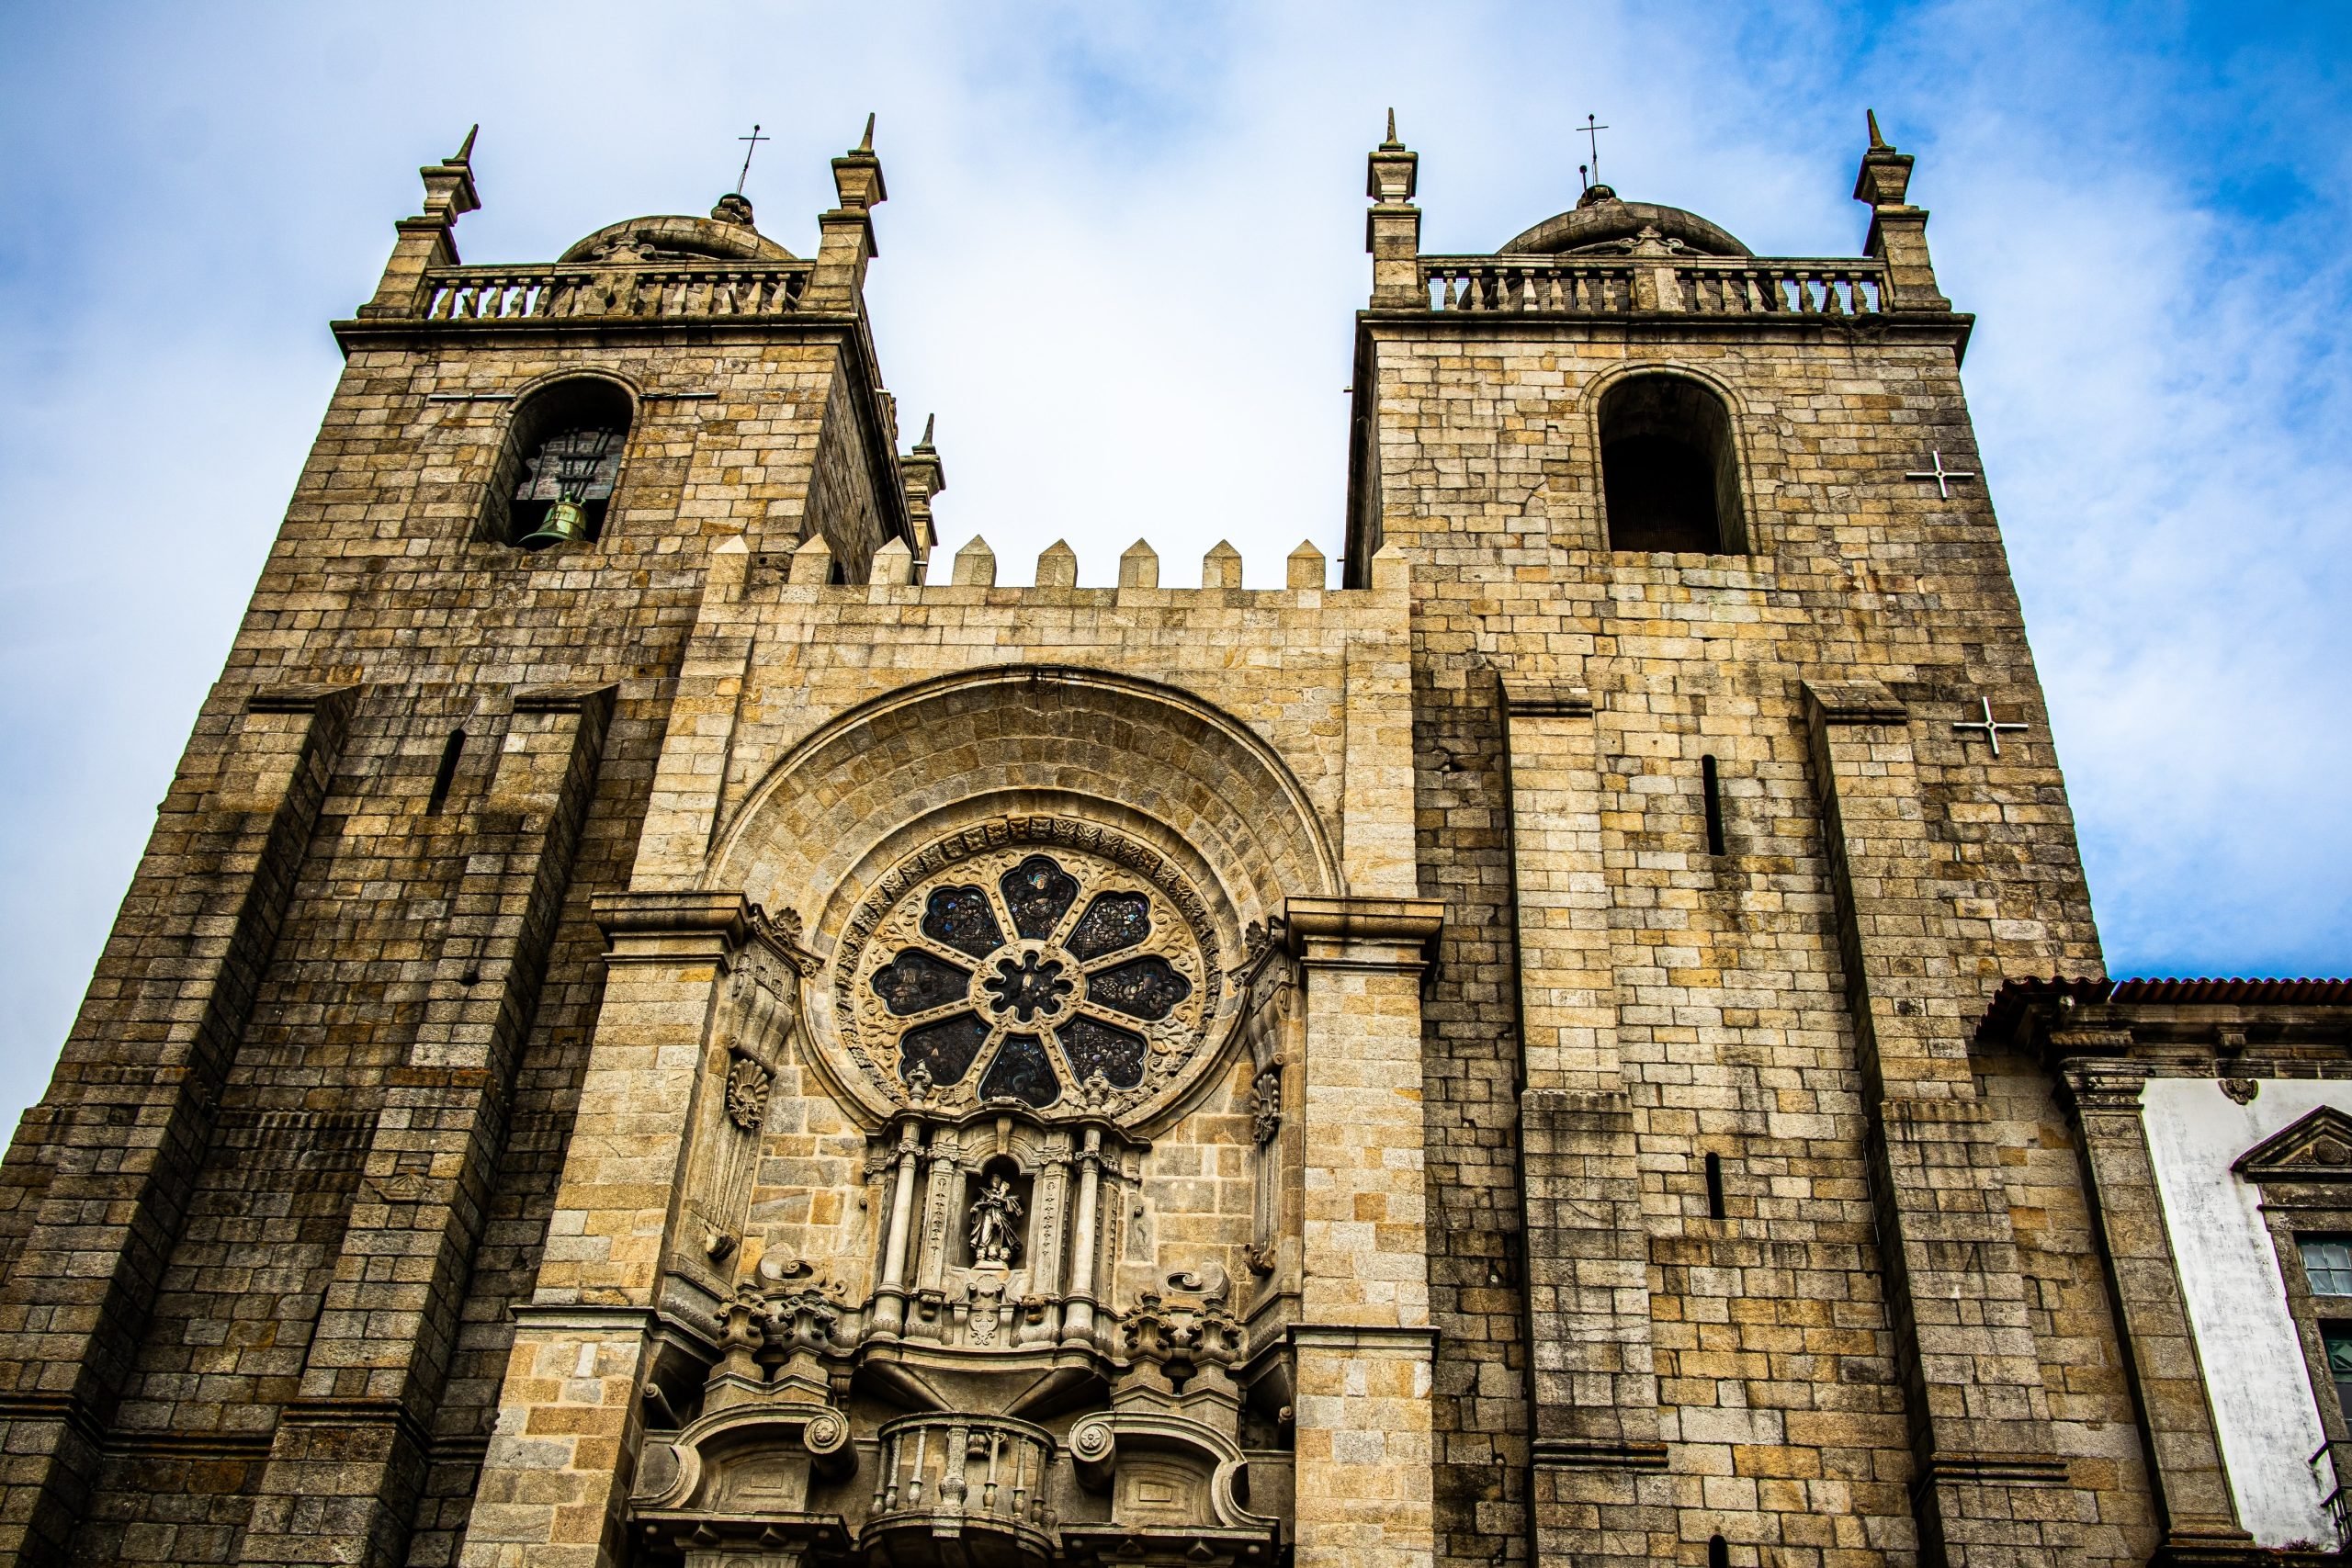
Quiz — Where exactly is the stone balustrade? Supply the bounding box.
[414,261,814,322]
[1417,254,1886,316]
[867,1412,1059,1549]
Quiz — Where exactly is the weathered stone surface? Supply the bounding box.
[0,116,2310,1568]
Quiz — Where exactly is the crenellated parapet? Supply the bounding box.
[777,533,1378,597]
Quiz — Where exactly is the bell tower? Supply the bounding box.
[1345,118,2156,1568]
[0,124,933,1567]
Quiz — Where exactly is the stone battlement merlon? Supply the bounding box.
[752,533,1396,598]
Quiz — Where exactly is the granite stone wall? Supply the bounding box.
[0,121,2260,1568]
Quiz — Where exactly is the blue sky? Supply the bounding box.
[0,2,2346,1124]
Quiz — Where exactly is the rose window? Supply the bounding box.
[836,826,1219,1117]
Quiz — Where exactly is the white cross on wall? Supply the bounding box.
[1952,697,2029,756]
[1905,449,1977,500]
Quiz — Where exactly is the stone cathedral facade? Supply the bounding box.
[1,115,2348,1568]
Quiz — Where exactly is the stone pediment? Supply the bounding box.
[2234,1104,2352,1182]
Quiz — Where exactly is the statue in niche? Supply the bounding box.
[968,1173,1023,1266]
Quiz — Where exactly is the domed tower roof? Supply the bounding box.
[559,193,797,264]
[1498,184,1750,257]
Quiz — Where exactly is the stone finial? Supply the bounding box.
[1202,541,1242,590]
[832,116,886,212]
[808,118,888,310]
[1366,115,1421,308]
[1286,540,1327,591]
[1369,113,1415,197]
[788,533,834,585]
[870,537,914,586]
[1036,540,1079,590]
[1851,111,1948,310]
[358,127,484,318]
[1118,540,1159,591]
[1853,109,1914,206]
[900,416,946,555]
[710,191,757,228]
[1370,542,1410,594]
[952,536,997,587]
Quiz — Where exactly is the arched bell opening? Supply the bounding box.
[1598,372,1746,554]
[481,374,635,550]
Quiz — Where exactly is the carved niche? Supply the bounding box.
[672,910,812,1311]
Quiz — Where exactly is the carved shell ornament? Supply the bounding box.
[834,818,1224,1122]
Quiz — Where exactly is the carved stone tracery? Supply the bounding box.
[836,820,1224,1123]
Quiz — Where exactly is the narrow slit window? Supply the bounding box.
[427,728,466,815]
[1704,1152,1725,1221]
[1701,754,1725,855]
[1708,1535,1729,1568]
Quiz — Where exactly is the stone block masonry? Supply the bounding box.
[0,111,2271,1568]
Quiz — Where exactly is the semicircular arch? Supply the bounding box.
[711,664,1342,955]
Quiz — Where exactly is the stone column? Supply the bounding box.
[1497,679,1667,1564]
[910,1131,960,1339]
[0,682,356,1565]
[1284,895,1443,1568]
[871,1121,922,1338]
[456,891,758,1568]
[1062,1129,1105,1348]
[243,685,612,1567]
[1803,680,2081,1567]
[2058,1058,2252,1558]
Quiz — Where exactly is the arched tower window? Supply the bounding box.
[1598,374,1744,554]
[482,377,633,550]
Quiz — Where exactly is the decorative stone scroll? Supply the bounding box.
[1249,1066,1283,1147]
[834,818,1226,1122]
[682,931,798,1278]
[725,1055,774,1131]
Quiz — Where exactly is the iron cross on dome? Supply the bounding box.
[1952,697,2029,756]
[1576,114,1610,187]
[734,123,770,195]
[1905,449,1977,500]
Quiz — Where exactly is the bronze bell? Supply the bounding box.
[516,497,590,551]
